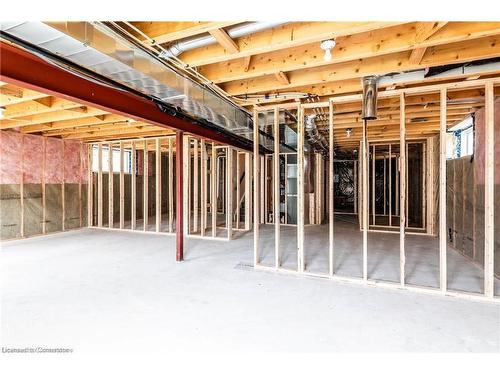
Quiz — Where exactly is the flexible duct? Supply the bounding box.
[304,114,328,154]
[160,22,287,58]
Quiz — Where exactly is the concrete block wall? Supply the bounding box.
[0,130,88,240]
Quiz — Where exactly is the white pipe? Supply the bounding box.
[160,22,287,58]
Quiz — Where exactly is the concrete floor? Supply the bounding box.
[1,227,499,352]
[259,216,500,294]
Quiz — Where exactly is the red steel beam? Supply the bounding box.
[0,41,251,150]
[175,131,184,262]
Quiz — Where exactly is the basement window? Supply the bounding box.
[91,145,132,173]
[447,116,474,159]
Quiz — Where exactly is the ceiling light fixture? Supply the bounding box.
[320,39,336,61]
[0,106,5,119]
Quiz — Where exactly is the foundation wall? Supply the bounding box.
[446,99,500,276]
[0,130,88,240]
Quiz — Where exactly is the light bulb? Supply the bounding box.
[0,107,5,119]
[324,49,332,61]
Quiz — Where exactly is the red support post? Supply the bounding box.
[176,131,184,262]
[0,42,252,152]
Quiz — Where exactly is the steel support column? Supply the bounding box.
[176,131,184,262]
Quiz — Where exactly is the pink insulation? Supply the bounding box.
[1,130,90,185]
[64,140,82,184]
[23,134,43,183]
[0,130,22,184]
[80,143,89,184]
[44,137,64,184]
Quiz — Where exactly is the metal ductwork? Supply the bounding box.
[305,114,328,154]
[361,75,379,120]
[0,21,254,142]
[159,22,287,58]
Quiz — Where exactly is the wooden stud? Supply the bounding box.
[422,141,427,232]
[78,142,83,228]
[20,135,24,237]
[131,142,136,230]
[183,136,189,236]
[389,144,392,226]
[143,140,148,231]
[260,155,265,224]
[396,155,400,216]
[168,138,173,233]
[244,152,251,230]
[274,108,280,268]
[62,140,65,231]
[211,143,216,237]
[329,101,334,276]
[201,140,207,236]
[193,139,199,233]
[484,82,494,298]
[187,139,191,234]
[297,106,305,272]
[226,147,233,240]
[439,88,447,293]
[383,155,386,216]
[119,141,124,229]
[236,151,240,229]
[108,142,113,229]
[362,120,368,280]
[42,138,47,233]
[87,143,92,227]
[400,93,406,286]
[253,109,260,265]
[155,138,161,232]
[358,142,362,229]
[372,144,376,226]
[97,143,103,228]
[354,159,358,214]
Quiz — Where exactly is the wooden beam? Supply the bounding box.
[0,107,109,129]
[130,21,242,45]
[222,36,500,95]
[209,28,239,54]
[408,22,449,65]
[243,55,252,72]
[180,22,406,67]
[202,22,500,84]
[274,71,290,85]
[119,141,124,229]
